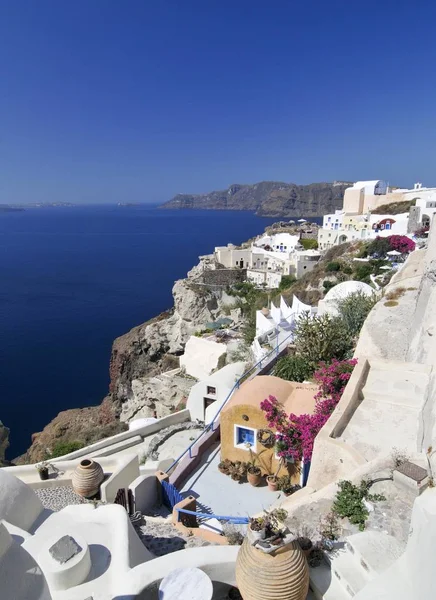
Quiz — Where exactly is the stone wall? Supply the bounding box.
[200,268,247,287]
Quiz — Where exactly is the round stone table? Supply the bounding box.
[158,567,213,600]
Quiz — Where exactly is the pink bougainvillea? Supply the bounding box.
[260,359,357,462]
[388,235,415,254]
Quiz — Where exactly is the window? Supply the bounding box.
[234,425,256,451]
[207,386,216,395]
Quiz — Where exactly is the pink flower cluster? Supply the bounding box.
[260,359,357,462]
[388,235,415,253]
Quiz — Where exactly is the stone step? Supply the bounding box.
[345,532,404,578]
[328,547,371,596]
[309,563,351,600]
[362,368,429,404]
[339,398,419,459]
[88,434,143,458]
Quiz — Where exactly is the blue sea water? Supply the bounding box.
[0,205,319,459]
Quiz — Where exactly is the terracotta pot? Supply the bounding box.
[247,470,262,486]
[72,458,104,498]
[236,538,309,600]
[267,476,279,492]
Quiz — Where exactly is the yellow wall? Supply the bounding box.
[220,403,300,482]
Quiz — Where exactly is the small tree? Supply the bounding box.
[279,275,297,291]
[336,291,378,338]
[367,236,391,258]
[301,238,318,250]
[326,261,341,272]
[273,354,314,382]
[294,313,353,368]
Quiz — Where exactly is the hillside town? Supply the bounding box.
[1,179,436,600]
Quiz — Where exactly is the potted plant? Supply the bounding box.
[218,459,232,475]
[247,462,262,486]
[297,536,313,558]
[36,461,50,481]
[278,475,301,496]
[308,543,324,568]
[249,516,266,541]
[266,474,279,491]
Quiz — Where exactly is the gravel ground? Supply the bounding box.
[34,486,86,511]
[136,519,213,556]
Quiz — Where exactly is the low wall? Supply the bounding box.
[129,474,157,514]
[101,454,140,503]
[112,545,239,598]
[50,410,191,463]
[306,358,370,490]
[169,427,220,488]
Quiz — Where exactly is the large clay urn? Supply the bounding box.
[72,458,104,498]
[235,537,309,600]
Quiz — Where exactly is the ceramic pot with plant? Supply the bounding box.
[249,516,266,541]
[36,461,50,481]
[267,475,279,492]
[297,536,313,558]
[218,459,232,475]
[247,463,262,486]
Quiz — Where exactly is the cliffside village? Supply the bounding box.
[2,179,436,600]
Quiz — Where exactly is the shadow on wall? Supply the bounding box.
[87,544,112,581]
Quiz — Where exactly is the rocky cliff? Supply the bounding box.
[160,181,351,217]
[0,422,10,466]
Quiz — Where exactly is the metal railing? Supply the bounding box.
[165,328,295,474]
[176,507,249,525]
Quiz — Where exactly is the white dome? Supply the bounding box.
[0,469,43,530]
[323,280,374,303]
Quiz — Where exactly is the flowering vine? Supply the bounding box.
[260,359,357,462]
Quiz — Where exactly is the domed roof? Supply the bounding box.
[0,469,43,530]
[323,280,374,303]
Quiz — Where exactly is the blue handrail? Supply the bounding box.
[176,507,249,525]
[165,328,294,474]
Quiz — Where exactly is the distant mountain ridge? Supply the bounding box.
[160,180,352,217]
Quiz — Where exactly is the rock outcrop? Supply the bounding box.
[0,421,10,466]
[15,398,127,465]
[160,181,351,217]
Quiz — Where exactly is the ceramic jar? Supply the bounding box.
[72,458,104,498]
[236,538,309,600]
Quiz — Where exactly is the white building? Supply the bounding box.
[214,244,252,268]
[186,361,246,423]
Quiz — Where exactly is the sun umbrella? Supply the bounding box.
[380,265,392,270]
[297,218,307,223]
[387,250,402,256]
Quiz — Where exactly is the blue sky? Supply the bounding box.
[1,1,435,204]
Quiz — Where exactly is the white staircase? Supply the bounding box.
[309,532,403,599]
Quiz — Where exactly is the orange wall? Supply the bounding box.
[220,403,300,482]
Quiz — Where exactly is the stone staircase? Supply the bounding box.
[339,360,431,459]
[310,532,403,599]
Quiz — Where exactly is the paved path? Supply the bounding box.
[180,442,279,521]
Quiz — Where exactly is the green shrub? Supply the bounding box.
[366,237,391,258]
[278,275,297,291]
[353,263,372,283]
[323,280,336,293]
[326,261,341,272]
[341,264,353,275]
[294,313,353,367]
[332,480,385,531]
[300,238,318,250]
[50,440,85,458]
[273,354,314,382]
[336,291,377,338]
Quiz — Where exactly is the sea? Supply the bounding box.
[0,205,320,459]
